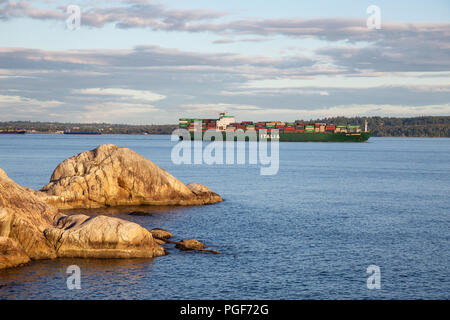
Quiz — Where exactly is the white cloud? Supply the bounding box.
[242,72,450,90]
[75,88,166,102]
[0,94,63,109]
[235,104,450,119]
[219,89,329,96]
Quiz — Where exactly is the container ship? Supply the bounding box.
[0,130,26,134]
[179,112,372,142]
[63,130,101,135]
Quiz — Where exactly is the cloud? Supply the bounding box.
[0,94,64,119]
[0,42,448,123]
[219,89,329,96]
[0,0,227,29]
[213,38,273,44]
[81,102,160,123]
[0,94,62,108]
[182,103,262,113]
[2,1,448,74]
[75,88,166,102]
[178,103,450,121]
[285,103,450,118]
[212,39,236,44]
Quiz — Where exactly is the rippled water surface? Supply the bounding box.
[0,134,449,299]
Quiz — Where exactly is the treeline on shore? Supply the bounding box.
[0,116,449,137]
[0,121,178,135]
[311,116,450,137]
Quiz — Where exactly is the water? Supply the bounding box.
[0,134,449,299]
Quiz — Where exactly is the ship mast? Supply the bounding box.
[364,119,368,132]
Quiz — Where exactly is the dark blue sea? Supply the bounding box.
[0,134,449,299]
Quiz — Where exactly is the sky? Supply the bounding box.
[0,0,449,124]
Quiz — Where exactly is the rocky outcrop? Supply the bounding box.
[0,168,58,260]
[41,144,222,209]
[0,167,166,269]
[44,215,166,258]
[0,145,222,269]
[0,237,30,269]
[187,183,223,205]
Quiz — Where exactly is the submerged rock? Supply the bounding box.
[41,144,222,209]
[44,215,166,259]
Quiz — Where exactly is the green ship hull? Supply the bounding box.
[185,131,372,142]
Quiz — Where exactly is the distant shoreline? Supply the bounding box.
[1,116,449,137]
[3,133,449,139]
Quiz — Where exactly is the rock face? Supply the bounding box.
[44,215,166,258]
[187,183,223,205]
[0,167,166,269]
[0,168,58,260]
[0,237,30,269]
[41,144,222,209]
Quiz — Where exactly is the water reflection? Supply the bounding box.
[62,204,189,217]
[0,257,159,300]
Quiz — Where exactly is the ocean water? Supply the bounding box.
[0,134,449,300]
